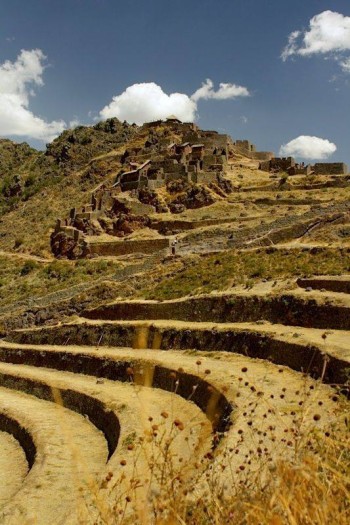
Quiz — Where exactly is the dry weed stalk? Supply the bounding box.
[93,369,349,525]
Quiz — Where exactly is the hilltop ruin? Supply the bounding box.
[51,117,261,258]
[49,117,349,259]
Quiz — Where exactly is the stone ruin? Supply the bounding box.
[313,162,348,175]
[50,190,156,259]
[233,139,273,161]
[259,157,348,176]
[114,119,234,194]
[50,118,236,259]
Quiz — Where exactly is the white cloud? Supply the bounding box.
[69,118,81,128]
[0,49,66,142]
[281,10,350,72]
[191,78,250,102]
[281,31,302,61]
[279,136,337,160]
[99,78,250,125]
[100,82,197,124]
[340,57,350,73]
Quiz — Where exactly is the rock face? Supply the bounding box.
[51,231,82,259]
[50,193,154,258]
[45,118,137,172]
[168,184,216,213]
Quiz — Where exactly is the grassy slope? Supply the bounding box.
[141,246,350,299]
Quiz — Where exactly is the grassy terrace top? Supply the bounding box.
[142,246,350,300]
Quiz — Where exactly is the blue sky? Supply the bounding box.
[0,0,349,165]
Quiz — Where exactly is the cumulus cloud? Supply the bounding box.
[281,10,350,72]
[279,136,337,160]
[99,78,250,124]
[0,49,66,142]
[100,82,196,124]
[191,78,250,102]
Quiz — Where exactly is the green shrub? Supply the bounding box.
[44,261,71,280]
[20,260,39,276]
[13,237,24,249]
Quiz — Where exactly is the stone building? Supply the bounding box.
[113,135,228,193]
[233,139,273,161]
[234,140,256,153]
[313,163,348,175]
[191,144,205,160]
[166,115,182,124]
[115,160,152,191]
[50,119,235,258]
[259,158,348,176]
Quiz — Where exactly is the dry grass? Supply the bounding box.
[0,256,122,307]
[143,247,350,300]
[89,374,350,525]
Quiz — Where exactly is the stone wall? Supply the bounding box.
[259,160,271,172]
[235,140,256,152]
[83,293,350,331]
[87,238,170,256]
[288,165,312,176]
[313,163,348,175]
[233,139,273,161]
[250,151,274,161]
[270,157,295,171]
[195,172,218,184]
[259,157,312,175]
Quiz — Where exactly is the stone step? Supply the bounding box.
[0,362,120,460]
[0,343,341,495]
[81,291,350,330]
[0,344,233,436]
[297,276,350,295]
[0,386,107,525]
[6,319,350,387]
[0,359,214,520]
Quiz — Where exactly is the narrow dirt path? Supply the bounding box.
[0,387,108,525]
[0,431,28,508]
[0,250,51,263]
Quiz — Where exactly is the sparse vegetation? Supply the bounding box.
[0,255,121,307]
[144,247,350,299]
[97,369,350,525]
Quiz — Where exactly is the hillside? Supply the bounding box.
[0,119,349,524]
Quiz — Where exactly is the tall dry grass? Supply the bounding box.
[94,377,349,525]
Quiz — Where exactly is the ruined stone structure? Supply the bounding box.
[259,157,296,173]
[259,157,348,176]
[234,139,273,161]
[50,189,159,259]
[114,129,228,194]
[114,160,155,192]
[288,164,312,176]
[313,163,348,175]
[50,118,238,258]
[235,140,256,153]
[259,157,309,175]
